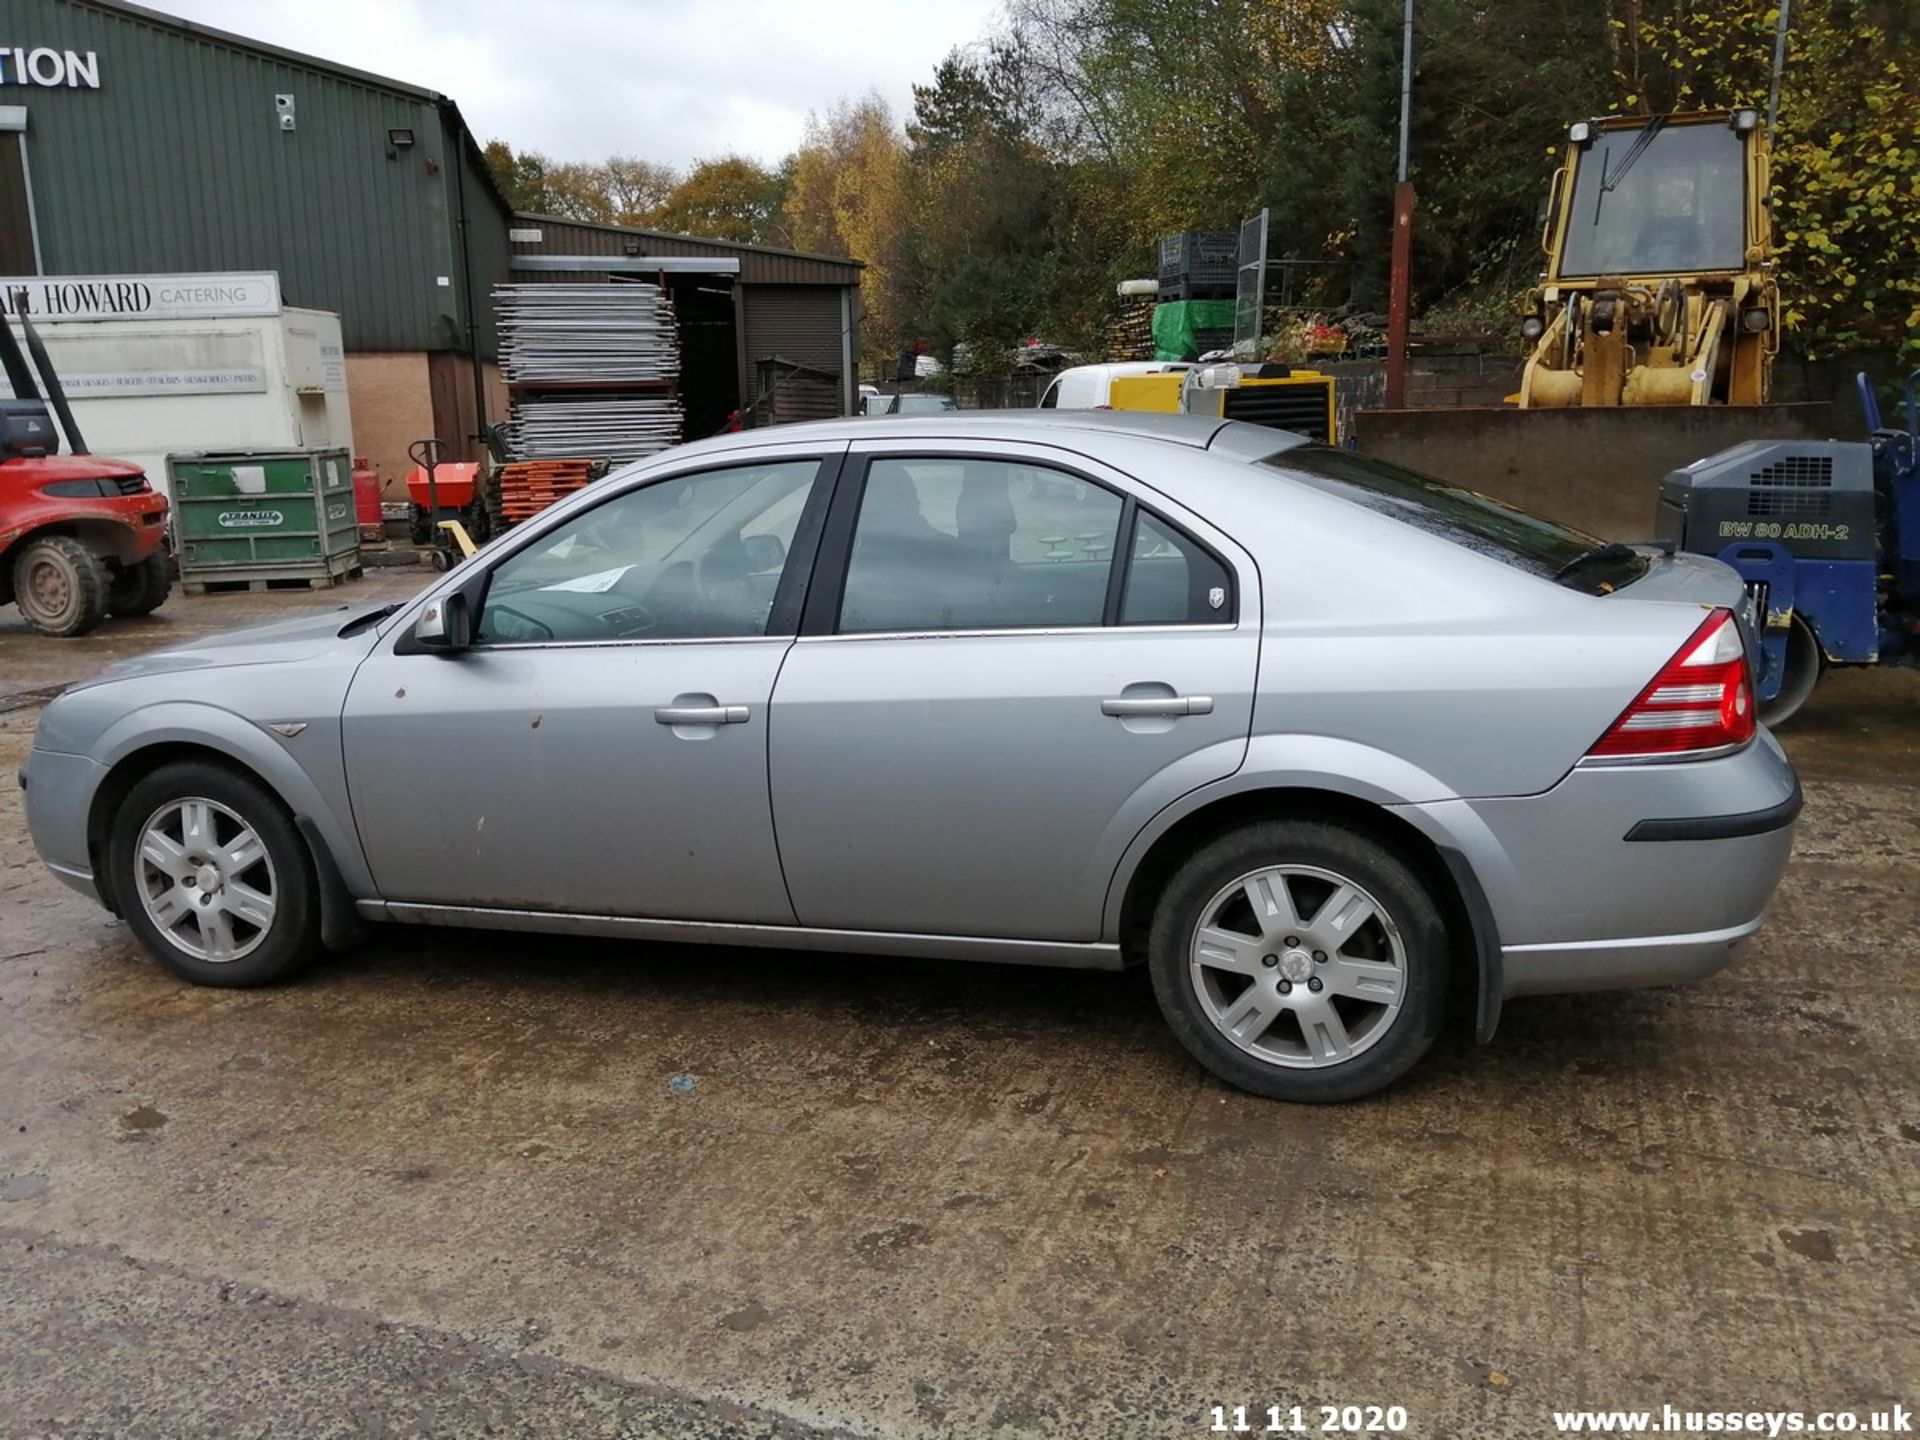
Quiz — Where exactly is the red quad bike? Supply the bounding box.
[0,313,169,637]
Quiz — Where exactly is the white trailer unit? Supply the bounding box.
[0,272,352,499]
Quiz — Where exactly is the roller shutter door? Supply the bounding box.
[743,285,845,423]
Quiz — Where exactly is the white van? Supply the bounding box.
[1037,362,1192,410]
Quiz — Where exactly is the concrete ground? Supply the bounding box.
[1,577,1915,1439]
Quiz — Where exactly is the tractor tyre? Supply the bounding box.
[483,468,508,536]
[463,497,492,545]
[108,551,172,619]
[12,534,111,637]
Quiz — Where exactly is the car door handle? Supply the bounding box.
[654,704,749,725]
[1101,695,1214,718]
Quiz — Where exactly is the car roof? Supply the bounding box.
[668,408,1245,460]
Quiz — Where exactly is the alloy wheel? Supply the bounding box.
[133,797,279,962]
[1188,864,1407,1069]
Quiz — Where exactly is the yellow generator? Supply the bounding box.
[1516,109,1777,408]
[1110,363,1338,442]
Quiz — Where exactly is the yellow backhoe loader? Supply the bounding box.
[1514,109,1778,408]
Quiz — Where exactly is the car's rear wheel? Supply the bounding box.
[107,551,171,618]
[1147,820,1449,1102]
[108,761,321,986]
[11,534,110,637]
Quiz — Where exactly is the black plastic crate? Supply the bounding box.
[1159,231,1239,288]
[1158,275,1238,302]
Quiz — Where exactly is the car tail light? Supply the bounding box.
[1587,608,1755,760]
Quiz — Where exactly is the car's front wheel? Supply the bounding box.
[1148,819,1449,1102]
[108,761,322,986]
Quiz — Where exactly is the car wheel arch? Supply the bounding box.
[1111,784,1495,1040]
[85,730,365,945]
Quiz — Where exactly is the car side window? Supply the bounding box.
[838,457,1123,633]
[1120,511,1235,624]
[475,459,821,645]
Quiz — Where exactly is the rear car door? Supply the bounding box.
[767,439,1260,942]
[343,448,838,921]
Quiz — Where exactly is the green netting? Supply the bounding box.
[1151,300,1237,361]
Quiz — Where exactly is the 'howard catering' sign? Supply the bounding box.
[0,273,282,322]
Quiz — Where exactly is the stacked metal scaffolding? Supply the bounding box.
[508,398,682,459]
[495,281,683,463]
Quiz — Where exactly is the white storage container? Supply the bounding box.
[0,271,352,499]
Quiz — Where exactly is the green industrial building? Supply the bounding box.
[0,0,860,482]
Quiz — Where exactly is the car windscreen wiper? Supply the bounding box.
[338,603,400,637]
[1553,541,1642,582]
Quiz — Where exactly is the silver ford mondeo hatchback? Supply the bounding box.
[23,413,1799,1101]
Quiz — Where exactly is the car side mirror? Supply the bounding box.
[742,532,786,573]
[412,590,473,652]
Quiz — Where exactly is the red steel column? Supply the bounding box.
[1384,181,1416,410]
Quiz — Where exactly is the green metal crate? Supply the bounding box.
[169,449,361,587]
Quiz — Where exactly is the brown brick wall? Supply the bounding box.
[344,352,435,501]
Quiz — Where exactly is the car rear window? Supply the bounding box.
[1262,445,1650,594]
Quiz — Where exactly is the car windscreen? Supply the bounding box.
[893,394,956,413]
[1264,445,1650,594]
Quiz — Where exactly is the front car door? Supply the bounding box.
[342,448,838,921]
[767,439,1261,942]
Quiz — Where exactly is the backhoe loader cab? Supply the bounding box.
[1516,110,1776,409]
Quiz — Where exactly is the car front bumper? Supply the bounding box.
[19,746,107,904]
[1402,730,1800,1000]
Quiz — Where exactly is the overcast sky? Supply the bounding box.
[146,0,1003,169]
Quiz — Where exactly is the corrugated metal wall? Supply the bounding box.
[510,213,862,289]
[0,0,511,353]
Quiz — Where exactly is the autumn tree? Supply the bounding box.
[482,140,553,213]
[603,156,679,224]
[1606,0,1920,359]
[484,145,791,244]
[784,97,912,342]
[649,157,790,245]
[483,141,622,222]
[1004,0,1616,311]
[897,45,1119,365]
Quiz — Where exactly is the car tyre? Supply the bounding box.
[107,551,171,618]
[108,760,323,987]
[1147,819,1449,1102]
[12,534,110,637]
